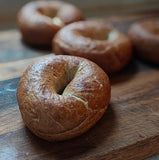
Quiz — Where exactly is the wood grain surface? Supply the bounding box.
[0,30,51,62]
[0,11,159,160]
[0,55,51,81]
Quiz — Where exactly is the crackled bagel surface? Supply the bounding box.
[17,55,111,141]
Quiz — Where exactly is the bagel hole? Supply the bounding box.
[38,7,57,17]
[80,31,108,40]
[52,17,65,27]
[108,31,118,40]
[78,29,111,40]
[56,66,79,95]
[38,8,64,27]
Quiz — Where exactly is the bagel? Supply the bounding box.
[17,55,111,141]
[128,20,159,64]
[17,1,84,46]
[53,21,132,74]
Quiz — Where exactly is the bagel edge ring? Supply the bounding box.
[17,1,84,46]
[128,19,159,64]
[17,55,111,141]
[53,21,133,74]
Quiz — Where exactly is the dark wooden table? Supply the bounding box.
[0,11,159,160]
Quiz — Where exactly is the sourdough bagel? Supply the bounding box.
[53,21,132,74]
[128,20,159,64]
[17,55,111,141]
[17,1,84,46]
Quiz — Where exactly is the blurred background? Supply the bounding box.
[0,0,159,30]
[0,1,159,160]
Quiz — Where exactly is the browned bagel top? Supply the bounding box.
[129,20,159,41]
[53,21,132,74]
[18,1,84,26]
[128,20,159,64]
[53,21,130,54]
[17,55,111,141]
[17,1,84,46]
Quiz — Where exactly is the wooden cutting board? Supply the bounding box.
[0,12,159,160]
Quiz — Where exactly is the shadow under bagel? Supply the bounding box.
[110,57,138,85]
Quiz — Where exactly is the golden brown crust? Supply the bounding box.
[17,1,84,46]
[53,21,132,74]
[128,20,159,64]
[17,55,111,141]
